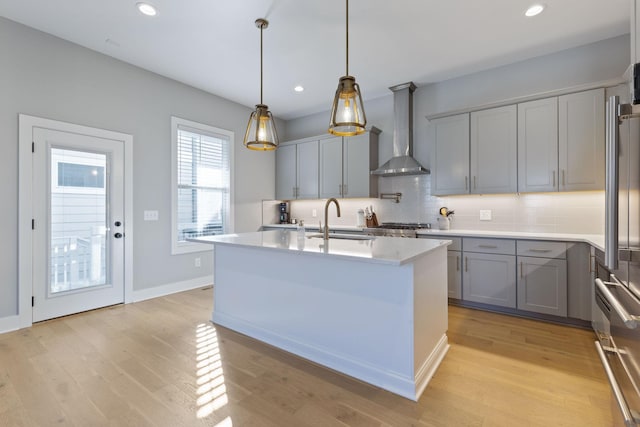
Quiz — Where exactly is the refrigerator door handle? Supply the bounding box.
[595,278,639,329]
[605,95,620,270]
[594,341,637,427]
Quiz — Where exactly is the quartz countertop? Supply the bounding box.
[190,230,449,266]
[261,224,366,232]
[416,229,604,251]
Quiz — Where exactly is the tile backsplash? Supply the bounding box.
[262,175,605,235]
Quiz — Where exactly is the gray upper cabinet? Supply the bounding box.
[275,140,319,200]
[275,144,297,200]
[558,88,605,191]
[319,136,343,199]
[297,140,320,199]
[470,105,517,194]
[430,114,470,196]
[343,129,379,198]
[517,98,559,193]
[318,129,380,199]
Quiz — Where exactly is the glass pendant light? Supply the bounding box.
[244,18,279,150]
[328,0,367,136]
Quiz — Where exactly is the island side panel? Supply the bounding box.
[211,243,417,397]
[413,245,449,400]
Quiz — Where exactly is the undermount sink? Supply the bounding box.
[307,233,376,241]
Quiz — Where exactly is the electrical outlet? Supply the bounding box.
[144,210,159,221]
[195,257,201,268]
[312,209,317,217]
[479,210,492,221]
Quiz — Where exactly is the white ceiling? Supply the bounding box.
[0,0,631,120]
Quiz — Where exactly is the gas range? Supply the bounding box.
[364,222,432,238]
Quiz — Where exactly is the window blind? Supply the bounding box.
[176,125,230,241]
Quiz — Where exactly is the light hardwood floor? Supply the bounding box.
[0,287,616,426]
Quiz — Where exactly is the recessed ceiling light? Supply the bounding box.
[294,85,304,92]
[136,2,157,16]
[525,4,545,17]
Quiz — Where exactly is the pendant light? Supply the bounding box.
[328,0,367,136]
[244,18,279,150]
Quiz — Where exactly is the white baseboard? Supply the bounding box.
[132,276,212,302]
[414,334,450,401]
[0,315,22,335]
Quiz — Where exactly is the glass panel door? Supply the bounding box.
[49,148,109,294]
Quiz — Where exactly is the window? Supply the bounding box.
[171,117,233,254]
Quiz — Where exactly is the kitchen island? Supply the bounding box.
[191,230,450,401]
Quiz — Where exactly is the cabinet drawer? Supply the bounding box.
[463,238,515,255]
[447,237,462,251]
[517,240,566,259]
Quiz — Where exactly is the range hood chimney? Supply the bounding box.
[371,82,429,177]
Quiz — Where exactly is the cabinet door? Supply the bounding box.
[297,140,319,199]
[517,98,558,193]
[447,251,462,299]
[517,256,567,316]
[463,252,516,308]
[470,105,517,194]
[319,136,343,198]
[344,132,373,198]
[558,88,605,191]
[567,242,591,321]
[430,114,470,195]
[275,144,297,199]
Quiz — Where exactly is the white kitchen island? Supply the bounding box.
[191,230,450,401]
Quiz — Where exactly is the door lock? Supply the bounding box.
[114,232,123,238]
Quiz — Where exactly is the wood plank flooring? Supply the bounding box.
[0,287,617,426]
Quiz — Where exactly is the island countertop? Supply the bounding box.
[190,230,450,266]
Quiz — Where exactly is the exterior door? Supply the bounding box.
[32,127,125,322]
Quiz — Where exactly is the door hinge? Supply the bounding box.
[31,219,35,230]
[31,142,35,153]
[32,296,34,307]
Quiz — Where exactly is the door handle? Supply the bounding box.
[114,232,124,239]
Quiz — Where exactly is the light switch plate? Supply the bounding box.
[144,210,159,221]
[480,210,492,221]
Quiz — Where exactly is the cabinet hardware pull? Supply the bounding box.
[478,244,498,249]
[474,176,477,190]
[456,255,460,271]
[293,186,296,198]
[465,257,468,272]
[465,176,468,190]
[562,170,565,186]
[552,170,556,187]
[528,249,552,253]
[344,184,347,195]
[520,262,523,278]
[589,253,595,273]
[339,184,342,195]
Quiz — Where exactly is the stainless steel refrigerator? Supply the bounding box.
[595,62,640,426]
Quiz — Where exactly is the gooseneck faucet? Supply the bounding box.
[323,198,341,240]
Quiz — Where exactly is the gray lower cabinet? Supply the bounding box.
[447,251,462,299]
[516,240,568,317]
[463,251,517,308]
[517,256,567,316]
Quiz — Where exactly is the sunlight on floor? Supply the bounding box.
[196,323,231,423]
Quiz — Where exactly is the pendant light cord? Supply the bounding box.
[260,24,264,104]
[345,0,349,76]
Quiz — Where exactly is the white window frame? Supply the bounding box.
[171,116,234,255]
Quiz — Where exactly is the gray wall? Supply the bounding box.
[0,17,277,318]
[283,34,630,171]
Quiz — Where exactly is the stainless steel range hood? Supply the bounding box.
[371,82,429,177]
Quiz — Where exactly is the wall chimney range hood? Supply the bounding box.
[371,82,429,177]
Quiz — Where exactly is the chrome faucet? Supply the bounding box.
[323,198,341,240]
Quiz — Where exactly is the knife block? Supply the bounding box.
[366,213,379,227]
